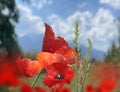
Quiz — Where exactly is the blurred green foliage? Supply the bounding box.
[0,0,22,59]
[73,21,92,92]
[105,18,120,63]
[23,51,38,60]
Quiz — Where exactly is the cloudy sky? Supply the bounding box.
[15,0,120,52]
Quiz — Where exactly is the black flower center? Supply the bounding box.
[55,74,64,79]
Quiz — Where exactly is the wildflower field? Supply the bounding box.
[1,0,120,91]
[0,23,119,92]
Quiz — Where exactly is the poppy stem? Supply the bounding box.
[54,85,57,92]
[26,78,29,84]
[32,73,41,87]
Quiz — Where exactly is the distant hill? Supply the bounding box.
[69,43,105,61]
[80,45,105,60]
[18,33,105,60]
[18,33,43,52]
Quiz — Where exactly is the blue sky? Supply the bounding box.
[15,0,120,52]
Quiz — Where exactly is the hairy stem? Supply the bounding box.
[32,73,41,87]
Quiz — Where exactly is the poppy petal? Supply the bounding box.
[100,80,116,91]
[37,52,66,69]
[0,62,19,87]
[21,83,33,92]
[16,56,43,77]
[86,85,96,92]
[43,62,75,88]
[42,23,79,62]
[34,86,47,92]
[42,23,68,52]
[50,87,71,92]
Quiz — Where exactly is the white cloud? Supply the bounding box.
[15,1,117,52]
[47,8,117,52]
[15,4,44,37]
[100,0,120,10]
[88,8,116,41]
[31,0,52,9]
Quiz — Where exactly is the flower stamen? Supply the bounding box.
[55,74,64,79]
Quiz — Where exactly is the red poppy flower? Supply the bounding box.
[34,86,47,92]
[42,23,68,53]
[42,23,79,63]
[16,56,43,77]
[21,83,33,92]
[50,87,71,92]
[43,62,75,88]
[21,83,47,92]
[56,87,71,92]
[0,62,19,87]
[37,52,67,69]
[86,80,116,92]
[86,85,96,92]
[100,80,116,92]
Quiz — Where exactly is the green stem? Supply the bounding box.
[26,78,29,84]
[54,86,57,92]
[32,73,41,87]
